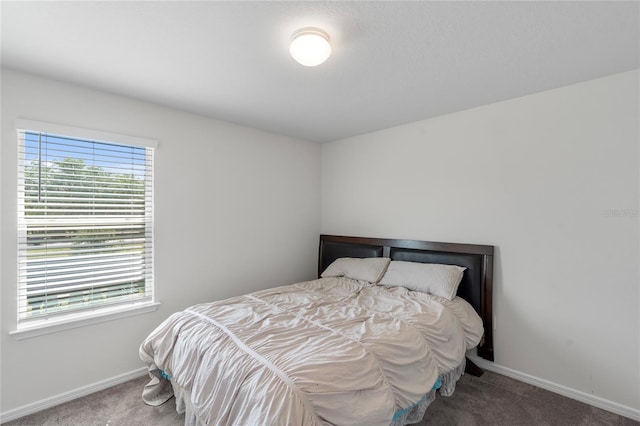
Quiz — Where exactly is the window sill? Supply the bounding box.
[10,302,161,340]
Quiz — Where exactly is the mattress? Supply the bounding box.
[140,277,484,425]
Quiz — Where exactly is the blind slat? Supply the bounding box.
[22,271,146,294]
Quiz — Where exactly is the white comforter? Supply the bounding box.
[139,277,483,426]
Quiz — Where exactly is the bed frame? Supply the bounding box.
[318,234,494,362]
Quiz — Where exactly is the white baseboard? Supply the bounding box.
[0,367,148,424]
[467,355,640,422]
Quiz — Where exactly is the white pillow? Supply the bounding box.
[379,261,466,300]
[321,257,391,284]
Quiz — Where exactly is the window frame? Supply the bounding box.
[12,119,159,338]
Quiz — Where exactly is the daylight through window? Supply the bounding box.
[17,121,155,322]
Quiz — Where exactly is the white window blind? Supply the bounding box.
[17,121,155,322]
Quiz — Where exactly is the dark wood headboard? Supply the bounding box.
[318,234,494,361]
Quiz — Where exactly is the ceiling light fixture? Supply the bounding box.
[289,27,331,67]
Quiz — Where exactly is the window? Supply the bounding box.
[16,120,156,328]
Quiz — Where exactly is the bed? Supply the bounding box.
[140,234,494,425]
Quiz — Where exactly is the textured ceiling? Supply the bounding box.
[2,1,638,143]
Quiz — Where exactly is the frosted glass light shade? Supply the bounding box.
[290,28,331,67]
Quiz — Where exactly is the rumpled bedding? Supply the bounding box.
[139,277,483,426]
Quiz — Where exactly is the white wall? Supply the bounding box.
[322,71,640,412]
[0,69,321,414]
